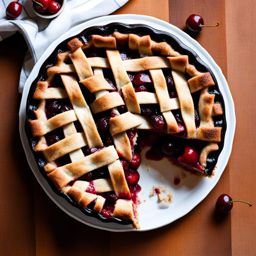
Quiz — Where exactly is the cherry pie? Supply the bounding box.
[26,24,226,228]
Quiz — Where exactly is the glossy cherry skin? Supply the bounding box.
[215,194,233,214]
[186,14,204,33]
[150,114,166,130]
[48,1,61,14]
[126,170,140,186]
[129,153,141,169]
[33,0,51,13]
[6,1,22,19]
[178,147,199,166]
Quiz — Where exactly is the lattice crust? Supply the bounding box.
[29,32,225,227]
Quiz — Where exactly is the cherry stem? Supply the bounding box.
[200,22,220,28]
[32,0,43,8]
[231,200,252,207]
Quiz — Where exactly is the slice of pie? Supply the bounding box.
[26,24,226,228]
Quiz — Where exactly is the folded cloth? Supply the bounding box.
[0,0,129,92]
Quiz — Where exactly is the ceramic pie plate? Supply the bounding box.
[19,14,236,232]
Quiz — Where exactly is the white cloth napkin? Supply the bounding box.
[0,0,129,92]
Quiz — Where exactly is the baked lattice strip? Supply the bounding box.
[106,49,140,113]
[33,81,68,99]
[109,112,142,136]
[69,47,94,80]
[172,71,196,138]
[150,69,172,112]
[48,146,119,189]
[42,133,87,162]
[61,74,103,147]
[30,110,77,137]
[108,160,130,196]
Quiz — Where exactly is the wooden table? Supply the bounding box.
[0,0,255,255]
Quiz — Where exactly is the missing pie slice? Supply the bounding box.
[26,24,226,228]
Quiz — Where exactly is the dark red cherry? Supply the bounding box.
[33,0,51,13]
[215,194,233,213]
[129,153,141,169]
[186,14,220,34]
[178,147,199,166]
[103,192,118,203]
[121,160,129,173]
[6,1,22,19]
[48,1,61,14]
[135,85,148,92]
[161,141,177,156]
[97,117,109,134]
[126,170,140,186]
[85,147,100,155]
[215,194,252,214]
[186,14,204,33]
[150,114,166,130]
[133,73,151,86]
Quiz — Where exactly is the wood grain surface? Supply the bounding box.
[0,0,255,255]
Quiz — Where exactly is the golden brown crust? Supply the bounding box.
[61,74,103,147]
[212,103,223,116]
[188,72,215,93]
[172,71,196,138]
[109,112,142,136]
[150,69,171,112]
[167,56,189,72]
[91,35,117,49]
[108,160,130,196]
[199,143,219,167]
[67,38,83,52]
[197,127,222,142]
[113,199,136,225]
[81,75,114,93]
[48,146,119,189]
[91,92,124,113]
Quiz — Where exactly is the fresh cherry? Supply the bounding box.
[6,1,22,19]
[150,114,166,130]
[186,14,219,34]
[33,0,51,13]
[48,1,61,14]
[129,153,141,169]
[178,147,199,166]
[215,194,252,214]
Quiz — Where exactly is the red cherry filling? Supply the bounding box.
[97,117,109,134]
[135,85,148,92]
[161,141,177,156]
[85,181,96,194]
[133,73,152,86]
[178,147,199,166]
[101,204,115,218]
[150,114,166,130]
[126,170,140,186]
[129,153,141,169]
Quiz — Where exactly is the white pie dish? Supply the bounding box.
[19,14,236,232]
